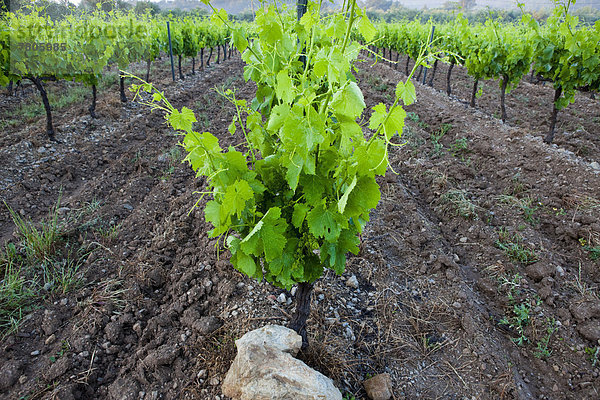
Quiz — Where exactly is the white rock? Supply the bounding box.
[222,325,342,400]
[346,275,359,289]
[363,373,393,400]
[590,161,600,170]
[277,293,287,304]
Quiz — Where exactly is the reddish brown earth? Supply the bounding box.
[0,48,599,400]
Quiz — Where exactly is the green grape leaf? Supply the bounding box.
[395,80,416,105]
[292,203,309,228]
[221,180,254,220]
[168,107,197,132]
[320,228,360,274]
[383,106,406,140]
[338,175,357,214]
[267,104,289,131]
[357,10,377,42]
[231,250,259,278]
[344,176,381,219]
[183,132,222,176]
[275,69,294,104]
[307,203,347,241]
[260,208,288,261]
[368,103,387,130]
[240,207,287,262]
[232,28,248,52]
[331,81,365,120]
[228,119,236,135]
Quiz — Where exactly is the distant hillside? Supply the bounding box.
[389,0,599,11]
[154,0,295,14]
[152,0,600,13]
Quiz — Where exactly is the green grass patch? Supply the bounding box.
[17,85,89,121]
[438,189,479,219]
[0,199,95,338]
[496,228,538,265]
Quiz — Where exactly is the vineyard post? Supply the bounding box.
[422,25,435,85]
[166,21,176,82]
[297,0,308,66]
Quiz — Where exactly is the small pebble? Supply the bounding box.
[277,293,286,304]
[45,334,56,345]
[346,275,359,289]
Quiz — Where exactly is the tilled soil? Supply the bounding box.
[0,50,599,400]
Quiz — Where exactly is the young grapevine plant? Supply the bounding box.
[131,0,418,343]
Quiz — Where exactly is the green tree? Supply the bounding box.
[134,0,160,15]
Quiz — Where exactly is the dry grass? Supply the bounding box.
[437,189,480,219]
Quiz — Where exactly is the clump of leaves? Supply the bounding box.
[131,0,429,343]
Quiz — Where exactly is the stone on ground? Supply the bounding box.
[222,324,342,400]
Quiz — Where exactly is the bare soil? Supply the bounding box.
[0,49,599,400]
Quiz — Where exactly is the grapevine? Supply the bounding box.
[131,0,421,346]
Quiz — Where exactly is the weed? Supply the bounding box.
[521,199,541,225]
[375,82,390,92]
[507,173,528,196]
[425,169,449,191]
[78,278,129,316]
[498,272,523,302]
[499,302,531,346]
[584,346,599,367]
[97,222,121,242]
[5,199,63,263]
[438,189,479,219]
[584,245,600,260]
[450,137,470,160]
[497,195,539,224]
[495,229,538,265]
[534,318,557,359]
[0,254,35,338]
[406,111,429,130]
[0,119,19,130]
[422,333,444,352]
[401,125,426,150]
[193,111,211,131]
[100,71,119,90]
[39,248,87,295]
[407,111,420,123]
[1,200,94,337]
[132,150,143,165]
[476,87,484,98]
[429,123,451,157]
[18,85,88,120]
[566,262,598,298]
[342,393,357,400]
[159,146,183,180]
[49,340,70,363]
